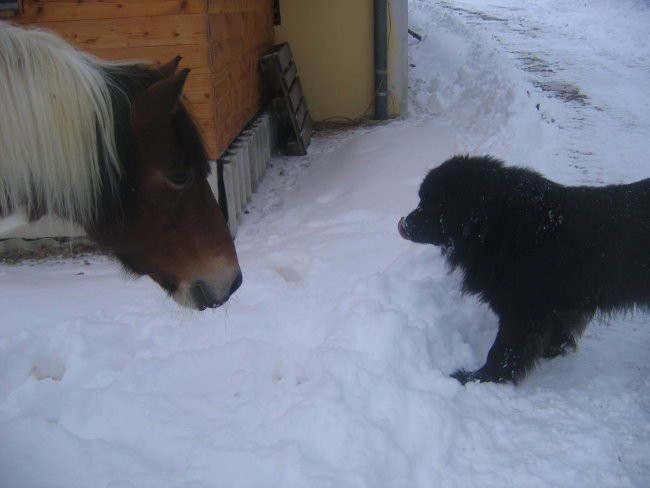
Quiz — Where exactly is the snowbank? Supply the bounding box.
[1,1,649,487]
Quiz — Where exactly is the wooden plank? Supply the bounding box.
[24,14,207,49]
[209,11,271,42]
[207,0,261,15]
[276,43,292,71]
[225,12,244,39]
[182,73,215,105]
[299,112,312,148]
[88,44,211,75]
[287,79,301,111]
[190,108,218,158]
[209,38,245,66]
[208,12,229,42]
[253,9,273,32]
[294,99,308,132]
[204,138,219,160]
[18,0,205,22]
[283,62,297,89]
[213,59,249,87]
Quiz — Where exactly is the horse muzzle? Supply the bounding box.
[173,268,243,310]
[191,272,242,310]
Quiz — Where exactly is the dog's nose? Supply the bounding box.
[398,217,411,240]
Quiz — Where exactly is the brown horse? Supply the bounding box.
[0,22,241,310]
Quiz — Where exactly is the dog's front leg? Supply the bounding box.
[452,312,547,384]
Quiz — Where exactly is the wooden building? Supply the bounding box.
[5,0,276,160]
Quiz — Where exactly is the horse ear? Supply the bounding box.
[162,67,190,114]
[132,68,190,130]
[157,55,183,78]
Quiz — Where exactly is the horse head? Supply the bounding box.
[90,59,242,310]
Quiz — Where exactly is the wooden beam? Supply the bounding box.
[19,0,204,22]
[17,14,207,49]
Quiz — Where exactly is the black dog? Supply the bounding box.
[399,155,650,384]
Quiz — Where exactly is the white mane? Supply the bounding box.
[0,22,139,226]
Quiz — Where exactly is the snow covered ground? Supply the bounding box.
[1,1,649,486]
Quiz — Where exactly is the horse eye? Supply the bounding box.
[167,172,190,187]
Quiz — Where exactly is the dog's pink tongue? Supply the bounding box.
[398,217,410,240]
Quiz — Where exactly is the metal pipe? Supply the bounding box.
[374,0,388,120]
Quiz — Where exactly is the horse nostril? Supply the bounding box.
[189,273,241,310]
[190,280,221,310]
[229,271,243,296]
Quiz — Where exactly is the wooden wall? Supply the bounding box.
[10,0,275,159]
[207,0,275,154]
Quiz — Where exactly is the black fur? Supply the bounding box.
[399,155,650,384]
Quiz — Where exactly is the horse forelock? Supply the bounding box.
[0,22,142,226]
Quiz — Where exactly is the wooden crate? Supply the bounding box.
[261,43,312,155]
[9,0,275,159]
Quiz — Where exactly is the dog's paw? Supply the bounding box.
[542,337,578,359]
[451,368,511,385]
[451,369,481,385]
